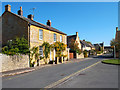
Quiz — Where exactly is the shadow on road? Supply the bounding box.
[93,54,114,59]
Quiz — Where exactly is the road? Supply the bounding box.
[2,56,118,88]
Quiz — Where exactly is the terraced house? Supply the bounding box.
[1,4,69,66]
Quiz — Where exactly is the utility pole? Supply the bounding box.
[114,45,116,58]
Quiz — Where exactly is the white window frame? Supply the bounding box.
[54,33,57,42]
[39,46,43,56]
[60,35,62,42]
[39,29,43,40]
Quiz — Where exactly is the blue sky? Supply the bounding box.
[2,2,118,45]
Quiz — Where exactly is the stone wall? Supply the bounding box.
[76,53,84,59]
[1,54,29,72]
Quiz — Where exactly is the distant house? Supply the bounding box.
[67,32,81,50]
[94,42,104,52]
[67,32,84,59]
[104,46,113,54]
[1,4,69,66]
[80,40,95,51]
[115,27,120,58]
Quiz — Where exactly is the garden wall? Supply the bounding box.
[1,54,29,72]
[76,53,84,59]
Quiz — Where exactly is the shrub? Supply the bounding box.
[83,50,88,57]
[2,36,30,56]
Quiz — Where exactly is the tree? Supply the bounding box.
[110,38,117,46]
[69,39,82,54]
[2,36,30,56]
[86,41,92,44]
[110,38,120,52]
[42,42,51,64]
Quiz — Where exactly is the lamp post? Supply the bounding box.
[114,45,116,58]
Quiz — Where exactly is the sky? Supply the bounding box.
[1,2,118,46]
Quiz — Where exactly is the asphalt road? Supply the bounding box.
[56,63,118,88]
[2,56,118,88]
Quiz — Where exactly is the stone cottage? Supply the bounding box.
[1,4,69,66]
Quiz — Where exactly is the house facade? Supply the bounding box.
[115,27,120,58]
[1,5,69,66]
[67,32,84,59]
[94,42,104,52]
[67,32,81,50]
[80,40,92,51]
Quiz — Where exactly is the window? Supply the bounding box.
[60,35,62,42]
[39,46,43,56]
[39,29,43,40]
[54,33,57,42]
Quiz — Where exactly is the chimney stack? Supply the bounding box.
[116,27,118,31]
[76,32,78,36]
[47,20,51,26]
[27,14,33,20]
[18,6,23,16]
[5,4,11,12]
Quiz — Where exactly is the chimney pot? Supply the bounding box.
[20,6,22,10]
[18,6,23,16]
[5,4,11,12]
[76,32,78,36]
[116,27,118,31]
[47,20,51,26]
[28,14,33,20]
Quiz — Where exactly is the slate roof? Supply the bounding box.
[3,11,66,35]
[94,43,104,47]
[88,43,95,48]
[80,40,91,47]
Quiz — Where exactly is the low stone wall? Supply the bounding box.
[1,54,29,72]
[76,53,84,59]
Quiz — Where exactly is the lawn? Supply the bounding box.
[102,59,120,65]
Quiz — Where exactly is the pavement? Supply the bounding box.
[2,57,103,88]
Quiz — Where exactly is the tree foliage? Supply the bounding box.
[2,36,30,56]
[53,42,67,57]
[110,38,116,46]
[69,39,82,54]
[42,42,51,63]
[110,38,120,52]
[30,46,40,66]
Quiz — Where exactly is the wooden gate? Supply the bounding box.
[69,53,74,59]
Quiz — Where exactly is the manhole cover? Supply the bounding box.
[60,74,65,76]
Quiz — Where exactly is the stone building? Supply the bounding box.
[80,40,95,51]
[115,27,120,58]
[1,4,69,66]
[67,32,84,59]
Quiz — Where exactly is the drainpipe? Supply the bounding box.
[28,23,31,67]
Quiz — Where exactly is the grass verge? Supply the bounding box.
[102,59,120,65]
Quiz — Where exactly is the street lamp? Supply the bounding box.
[114,45,116,58]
